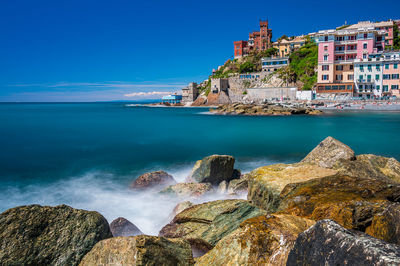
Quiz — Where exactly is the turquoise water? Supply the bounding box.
[1,102,400,233]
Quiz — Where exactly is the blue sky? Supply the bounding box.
[1,0,399,101]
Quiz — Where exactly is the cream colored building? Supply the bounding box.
[272,36,306,57]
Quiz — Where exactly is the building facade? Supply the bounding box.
[346,20,397,46]
[162,94,182,104]
[316,26,386,98]
[261,57,289,72]
[272,36,306,57]
[354,55,383,99]
[182,83,199,103]
[382,51,400,97]
[234,20,272,58]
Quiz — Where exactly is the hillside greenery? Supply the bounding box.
[277,39,318,90]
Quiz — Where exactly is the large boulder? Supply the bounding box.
[130,171,176,190]
[247,163,337,211]
[366,203,400,245]
[227,175,248,195]
[79,235,194,266]
[301,136,355,168]
[159,199,266,253]
[110,217,143,237]
[333,154,400,182]
[191,155,236,185]
[287,220,400,266]
[0,204,112,266]
[159,183,213,198]
[277,173,400,231]
[195,214,315,266]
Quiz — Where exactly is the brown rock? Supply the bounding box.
[159,183,213,198]
[195,214,314,266]
[110,217,143,237]
[301,136,355,168]
[366,203,400,245]
[130,171,176,190]
[79,235,194,266]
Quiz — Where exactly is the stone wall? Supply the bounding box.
[247,87,298,103]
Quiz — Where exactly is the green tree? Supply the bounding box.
[277,35,289,42]
[393,22,400,49]
[239,62,256,73]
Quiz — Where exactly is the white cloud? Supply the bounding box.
[124,91,172,97]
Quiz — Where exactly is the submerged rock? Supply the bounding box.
[159,199,266,252]
[110,217,143,237]
[287,220,400,266]
[130,170,176,190]
[247,163,336,211]
[159,183,213,198]
[79,235,194,266]
[0,204,112,266]
[195,214,315,266]
[301,136,355,168]
[191,155,235,185]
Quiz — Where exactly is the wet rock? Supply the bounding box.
[227,175,248,195]
[171,201,194,217]
[287,220,400,266]
[217,180,228,194]
[277,173,400,231]
[195,214,315,266]
[159,199,266,252]
[130,171,176,190]
[79,235,194,266]
[0,204,112,266]
[247,163,336,211]
[191,155,235,185]
[366,203,400,245]
[159,183,213,198]
[301,136,355,168]
[110,217,143,237]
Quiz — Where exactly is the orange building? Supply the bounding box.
[234,20,272,58]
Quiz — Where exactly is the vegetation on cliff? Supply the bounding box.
[277,39,318,90]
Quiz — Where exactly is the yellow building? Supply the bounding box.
[272,36,306,57]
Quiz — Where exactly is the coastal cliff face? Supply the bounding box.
[2,137,400,265]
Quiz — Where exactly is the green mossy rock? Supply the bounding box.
[0,204,112,266]
[195,214,314,266]
[159,199,266,251]
[191,155,235,185]
[79,235,194,266]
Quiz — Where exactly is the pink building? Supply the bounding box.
[382,51,400,97]
[347,21,395,46]
[316,27,385,98]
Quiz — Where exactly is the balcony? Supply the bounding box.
[357,79,374,84]
[334,39,357,45]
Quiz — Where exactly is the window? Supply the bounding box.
[392,85,399,90]
[367,65,372,71]
[322,75,329,80]
[383,74,391,80]
[367,75,371,82]
[385,64,389,69]
[363,54,367,59]
[347,85,353,90]
[359,75,363,80]
[383,85,389,92]
[324,55,328,61]
[376,74,380,80]
[348,74,354,80]
[363,43,367,49]
[324,46,328,51]
[360,65,364,71]
[336,75,343,81]
[392,74,399,79]
[395,63,398,69]
[322,65,329,71]
[376,85,380,91]
[336,65,343,71]
[349,65,354,70]
[376,64,380,70]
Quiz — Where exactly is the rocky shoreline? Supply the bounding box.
[2,137,400,265]
[210,103,322,116]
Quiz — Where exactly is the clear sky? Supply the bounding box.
[1,0,399,102]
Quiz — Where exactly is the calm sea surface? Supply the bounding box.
[1,102,400,233]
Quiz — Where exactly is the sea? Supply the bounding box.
[1,102,400,234]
